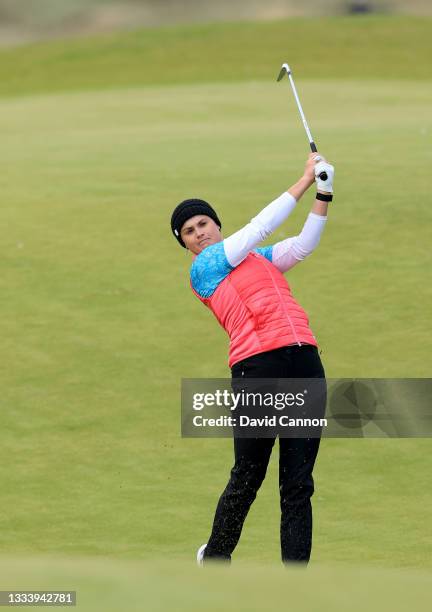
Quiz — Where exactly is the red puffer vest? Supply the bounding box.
[191,251,317,368]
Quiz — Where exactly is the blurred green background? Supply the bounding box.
[0,2,431,610]
[0,0,432,43]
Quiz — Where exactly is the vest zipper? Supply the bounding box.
[255,253,301,346]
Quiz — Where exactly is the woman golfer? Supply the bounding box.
[171,153,334,565]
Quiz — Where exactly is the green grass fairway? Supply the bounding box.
[0,556,431,612]
[0,16,432,97]
[0,16,431,605]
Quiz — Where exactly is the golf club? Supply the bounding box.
[277,63,328,181]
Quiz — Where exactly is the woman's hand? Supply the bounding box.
[302,152,325,186]
[287,153,332,201]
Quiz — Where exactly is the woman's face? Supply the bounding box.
[180,215,222,255]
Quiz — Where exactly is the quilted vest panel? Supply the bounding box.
[192,251,317,367]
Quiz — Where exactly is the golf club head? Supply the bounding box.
[276,63,291,81]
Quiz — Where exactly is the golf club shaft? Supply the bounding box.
[287,72,316,147]
[284,68,328,181]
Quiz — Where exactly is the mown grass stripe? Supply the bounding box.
[0,16,431,98]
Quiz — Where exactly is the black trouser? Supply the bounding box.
[203,344,326,564]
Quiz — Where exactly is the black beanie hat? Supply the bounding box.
[171,199,222,248]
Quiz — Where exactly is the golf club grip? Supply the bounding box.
[309,142,328,181]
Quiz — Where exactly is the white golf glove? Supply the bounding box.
[315,160,335,193]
